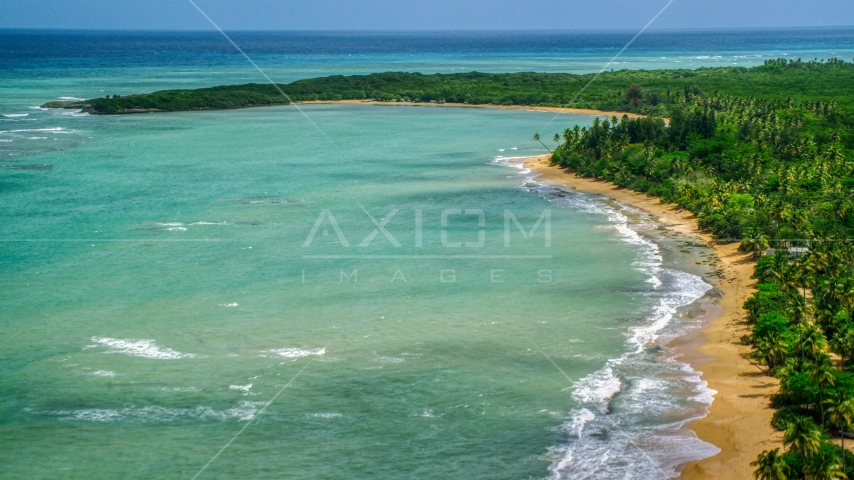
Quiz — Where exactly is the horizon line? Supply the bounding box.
[2,25,854,34]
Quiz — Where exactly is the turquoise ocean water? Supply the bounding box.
[1,29,853,479]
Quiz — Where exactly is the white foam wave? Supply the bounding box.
[148,222,187,231]
[58,96,85,101]
[308,412,343,419]
[565,408,596,438]
[547,427,719,480]
[271,347,325,358]
[373,355,405,364]
[0,127,68,134]
[49,401,267,423]
[61,110,90,117]
[570,367,622,411]
[3,113,28,118]
[88,370,118,377]
[219,302,239,307]
[497,156,717,479]
[64,409,123,422]
[680,363,718,403]
[90,337,195,359]
[229,383,252,392]
[159,387,201,392]
[491,156,534,175]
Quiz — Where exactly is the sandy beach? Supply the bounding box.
[523,155,783,479]
[298,99,647,119]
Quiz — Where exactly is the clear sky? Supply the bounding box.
[2,0,853,31]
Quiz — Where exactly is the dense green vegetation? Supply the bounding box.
[741,245,854,479]
[545,59,854,479]
[44,57,854,115]
[42,84,291,113]
[280,59,854,114]
[550,86,854,241]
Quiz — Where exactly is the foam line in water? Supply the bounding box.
[60,110,90,117]
[571,367,622,411]
[0,127,69,134]
[271,347,325,358]
[148,222,188,231]
[308,412,343,419]
[45,401,267,423]
[90,337,195,359]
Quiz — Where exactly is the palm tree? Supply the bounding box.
[779,265,802,306]
[801,325,830,359]
[791,295,812,326]
[826,390,854,472]
[785,417,823,470]
[751,336,774,370]
[755,251,786,283]
[765,251,792,285]
[767,333,791,372]
[805,452,847,480]
[751,448,791,480]
[795,259,814,300]
[842,275,854,316]
[752,333,791,374]
[832,327,854,372]
[776,358,803,396]
[533,133,551,153]
[810,355,838,426]
[741,228,771,258]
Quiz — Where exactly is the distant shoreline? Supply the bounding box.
[42,97,647,120]
[43,63,854,119]
[296,100,648,119]
[522,154,783,480]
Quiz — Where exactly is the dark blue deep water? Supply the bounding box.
[2,28,854,72]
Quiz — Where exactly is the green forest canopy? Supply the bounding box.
[43,57,854,115]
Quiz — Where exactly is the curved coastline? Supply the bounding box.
[43,96,647,119]
[505,154,718,478]
[297,99,648,119]
[522,154,784,479]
